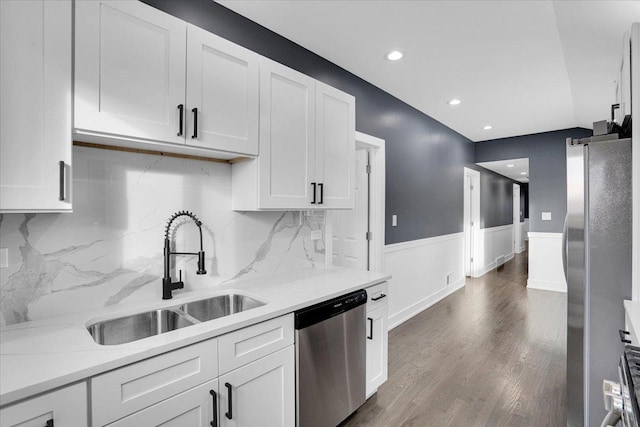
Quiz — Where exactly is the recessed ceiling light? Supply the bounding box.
[482,125,493,130]
[448,99,461,106]
[386,50,404,61]
[520,172,527,175]
[506,164,514,168]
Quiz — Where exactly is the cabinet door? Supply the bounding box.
[107,379,218,427]
[0,382,87,427]
[74,0,186,144]
[186,25,259,155]
[315,82,355,209]
[366,305,388,397]
[219,346,294,427]
[258,59,316,209]
[0,0,72,212]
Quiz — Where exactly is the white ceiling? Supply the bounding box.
[217,0,640,142]
[476,158,529,183]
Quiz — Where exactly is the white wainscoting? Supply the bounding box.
[527,232,567,293]
[475,224,514,277]
[384,232,464,330]
[519,219,529,252]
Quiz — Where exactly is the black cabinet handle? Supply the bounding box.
[225,382,233,420]
[209,390,218,427]
[177,104,184,136]
[318,183,324,204]
[46,420,54,427]
[371,294,387,301]
[367,317,373,340]
[311,183,317,204]
[620,329,632,344]
[58,161,65,201]
[192,107,198,139]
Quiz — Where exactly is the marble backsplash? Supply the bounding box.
[0,146,326,327]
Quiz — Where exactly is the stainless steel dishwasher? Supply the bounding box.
[295,289,367,427]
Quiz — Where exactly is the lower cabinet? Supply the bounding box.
[0,382,87,427]
[366,282,389,397]
[107,379,218,427]
[218,346,295,427]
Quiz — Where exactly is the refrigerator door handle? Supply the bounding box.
[562,213,568,282]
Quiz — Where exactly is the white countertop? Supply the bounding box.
[624,300,640,340]
[0,265,390,406]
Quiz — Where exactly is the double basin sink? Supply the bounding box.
[87,293,265,345]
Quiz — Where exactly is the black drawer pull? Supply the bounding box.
[367,317,373,340]
[318,183,324,204]
[209,390,218,427]
[620,329,632,344]
[177,104,184,136]
[311,183,317,204]
[58,161,65,201]
[192,107,198,139]
[225,382,233,420]
[371,294,387,301]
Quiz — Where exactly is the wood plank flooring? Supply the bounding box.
[344,248,567,427]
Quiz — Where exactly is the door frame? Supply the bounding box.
[463,168,480,277]
[513,183,521,254]
[325,131,385,271]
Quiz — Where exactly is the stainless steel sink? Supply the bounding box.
[88,309,195,345]
[179,294,265,322]
[87,293,265,345]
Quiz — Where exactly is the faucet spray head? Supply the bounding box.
[197,251,207,275]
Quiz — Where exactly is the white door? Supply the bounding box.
[315,82,355,208]
[186,25,259,155]
[366,305,388,397]
[258,59,315,209]
[332,149,369,269]
[0,382,87,427]
[0,0,72,212]
[106,379,218,427]
[218,346,294,427]
[513,183,521,254]
[464,168,480,277]
[74,0,186,144]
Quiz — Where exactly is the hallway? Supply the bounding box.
[345,249,567,426]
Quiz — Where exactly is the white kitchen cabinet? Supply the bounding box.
[0,0,72,213]
[0,382,87,427]
[232,59,355,210]
[366,282,388,398]
[92,339,218,426]
[186,24,259,156]
[106,379,219,427]
[74,0,186,145]
[75,1,259,159]
[218,346,295,427]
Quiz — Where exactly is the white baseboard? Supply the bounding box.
[478,261,497,277]
[388,278,465,330]
[527,279,567,293]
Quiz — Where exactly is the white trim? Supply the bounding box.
[528,232,563,239]
[631,22,639,300]
[384,232,463,253]
[481,224,514,234]
[388,278,465,330]
[463,168,481,278]
[527,279,567,293]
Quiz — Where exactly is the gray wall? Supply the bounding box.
[475,128,592,233]
[143,0,475,245]
[520,183,529,220]
[477,168,516,229]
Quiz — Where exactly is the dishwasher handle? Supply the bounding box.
[367,317,373,340]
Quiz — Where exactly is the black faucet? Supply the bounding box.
[163,211,207,299]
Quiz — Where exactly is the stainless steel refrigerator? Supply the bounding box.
[565,135,633,426]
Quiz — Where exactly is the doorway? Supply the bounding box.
[327,132,385,271]
[463,168,480,277]
[513,183,521,254]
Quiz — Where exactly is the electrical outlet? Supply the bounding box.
[310,230,322,241]
[541,212,552,221]
[0,248,8,268]
[392,215,398,227]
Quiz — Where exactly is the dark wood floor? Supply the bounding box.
[344,248,567,427]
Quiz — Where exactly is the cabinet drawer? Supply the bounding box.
[367,282,388,311]
[218,314,294,375]
[0,382,87,427]
[92,339,218,426]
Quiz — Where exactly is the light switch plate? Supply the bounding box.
[310,230,322,241]
[392,215,398,227]
[0,248,7,268]
[541,212,552,221]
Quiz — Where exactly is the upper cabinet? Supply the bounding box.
[74,0,259,158]
[232,59,355,210]
[0,0,73,213]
